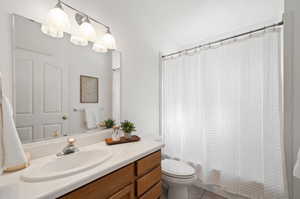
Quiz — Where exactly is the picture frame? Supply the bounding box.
[80,75,99,103]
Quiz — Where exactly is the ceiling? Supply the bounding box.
[67,0,283,53]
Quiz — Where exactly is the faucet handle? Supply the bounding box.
[67,137,76,145]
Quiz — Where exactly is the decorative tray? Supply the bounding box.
[105,135,141,145]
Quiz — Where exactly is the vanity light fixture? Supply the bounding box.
[41,0,70,38]
[70,14,88,46]
[79,18,96,41]
[41,0,116,52]
[102,28,116,50]
[75,13,97,41]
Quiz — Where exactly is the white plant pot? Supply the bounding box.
[124,132,132,139]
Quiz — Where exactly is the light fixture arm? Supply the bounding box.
[107,27,111,34]
[75,13,90,25]
[59,0,110,31]
[55,0,63,9]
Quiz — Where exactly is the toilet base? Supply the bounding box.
[168,184,189,199]
[163,175,195,199]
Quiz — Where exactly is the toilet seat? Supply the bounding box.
[162,159,195,179]
[163,172,194,179]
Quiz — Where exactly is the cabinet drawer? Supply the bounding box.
[136,166,161,197]
[136,151,161,177]
[109,184,134,199]
[139,181,161,199]
[59,164,134,199]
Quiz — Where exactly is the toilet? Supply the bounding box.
[162,159,196,199]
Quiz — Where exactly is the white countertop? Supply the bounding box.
[0,138,164,199]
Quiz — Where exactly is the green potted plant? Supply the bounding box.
[121,120,136,139]
[103,118,115,129]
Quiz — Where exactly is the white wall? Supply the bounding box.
[285,0,300,198]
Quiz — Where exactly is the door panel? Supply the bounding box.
[15,58,33,114]
[43,63,62,113]
[43,124,62,138]
[15,48,68,142]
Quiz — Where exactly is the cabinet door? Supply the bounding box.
[109,184,134,199]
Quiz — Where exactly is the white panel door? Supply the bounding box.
[15,49,69,143]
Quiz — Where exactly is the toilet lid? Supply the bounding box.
[162,159,195,177]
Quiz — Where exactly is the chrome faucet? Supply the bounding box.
[57,138,79,157]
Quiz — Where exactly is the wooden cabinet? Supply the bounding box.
[58,150,161,199]
[136,151,161,199]
[136,151,161,176]
[59,164,135,199]
[108,184,134,199]
[136,166,161,197]
[139,182,162,199]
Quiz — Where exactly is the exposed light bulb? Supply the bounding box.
[102,29,116,50]
[41,2,70,38]
[92,41,108,53]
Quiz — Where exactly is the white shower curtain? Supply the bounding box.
[161,29,287,198]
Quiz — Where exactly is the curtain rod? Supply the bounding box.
[162,21,284,58]
[59,0,110,30]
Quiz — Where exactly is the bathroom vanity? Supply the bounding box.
[59,150,161,199]
[0,133,163,199]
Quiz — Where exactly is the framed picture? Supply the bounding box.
[80,75,99,103]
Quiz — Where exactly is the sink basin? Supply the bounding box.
[21,148,112,182]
